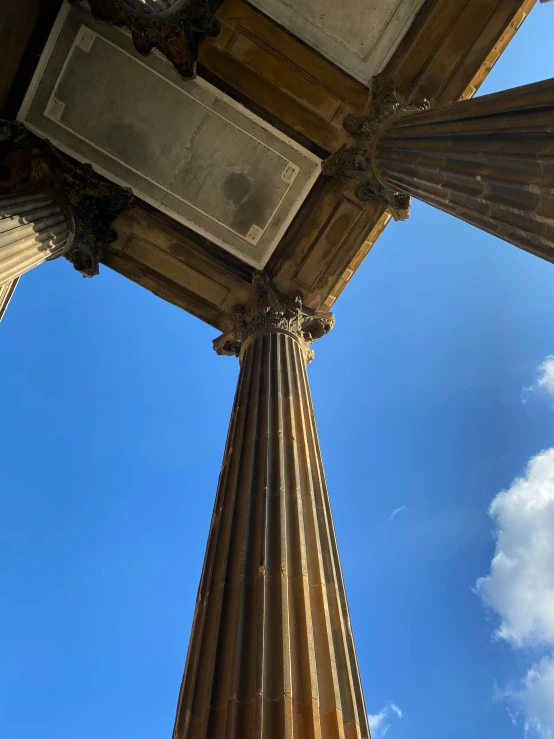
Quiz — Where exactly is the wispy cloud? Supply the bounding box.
[523,356,554,402]
[368,702,403,738]
[476,448,554,737]
[388,506,407,522]
[521,657,554,738]
[390,704,403,719]
[494,658,554,739]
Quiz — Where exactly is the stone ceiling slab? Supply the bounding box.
[247,0,427,84]
[18,2,320,268]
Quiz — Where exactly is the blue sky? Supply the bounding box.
[2,6,554,739]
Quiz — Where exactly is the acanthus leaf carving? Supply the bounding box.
[322,74,429,222]
[71,0,223,80]
[213,272,334,364]
[0,121,133,278]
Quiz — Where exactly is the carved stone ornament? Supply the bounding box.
[213,272,335,364]
[322,74,429,221]
[71,0,223,79]
[0,121,133,277]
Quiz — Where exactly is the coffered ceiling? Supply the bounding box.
[2,0,535,331]
[18,2,320,268]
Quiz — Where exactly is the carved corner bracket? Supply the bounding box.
[72,0,223,80]
[0,121,133,277]
[322,74,429,222]
[213,272,335,364]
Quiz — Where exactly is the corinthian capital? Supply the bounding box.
[213,272,334,363]
[0,121,133,277]
[322,74,429,221]
[72,0,223,80]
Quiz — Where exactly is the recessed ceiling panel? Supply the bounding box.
[248,0,426,84]
[19,2,320,268]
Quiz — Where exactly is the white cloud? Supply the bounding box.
[498,658,554,739]
[368,703,403,738]
[475,448,554,647]
[390,704,403,719]
[388,506,407,522]
[476,449,554,737]
[368,708,389,738]
[536,357,554,395]
[523,356,554,401]
[520,657,554,739]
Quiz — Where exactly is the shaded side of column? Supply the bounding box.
[0,191,73,287]
[173,329,368,739]
[376,77,554,261]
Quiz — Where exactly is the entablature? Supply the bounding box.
[0,0,538,328]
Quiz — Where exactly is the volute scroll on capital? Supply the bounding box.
[322,74,430,221]
[213,272,335,364]
[0,121,133,277]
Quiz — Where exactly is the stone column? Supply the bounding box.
[0,121,133,291]
[173,273,369,739]
[0,277,18,322]
[324,75,554,262]
[0,192,73,287]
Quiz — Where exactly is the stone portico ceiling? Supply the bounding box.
[2,0,536,330]
[248,0,427,84]
[17,2,320,269]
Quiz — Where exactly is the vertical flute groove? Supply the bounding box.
[0,191,73,286]
[174,323,368,739]
[375,77,554,262]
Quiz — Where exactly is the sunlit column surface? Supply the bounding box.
[173,273,369,739]
[0,277,19,322]
[0,122,134,317]
[324,75,554,262]
[0,192,73,288]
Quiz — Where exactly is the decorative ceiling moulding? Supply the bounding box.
[19,2,321,269]
[246,0,427,85]
[213,271,335,363]
[323,74,429,221]
[70,0,223,79]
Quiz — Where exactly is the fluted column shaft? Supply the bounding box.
[0,191,73,287]
[174,279,368,739]
[0,121,134,295]
[0,278,19,322]
[375,78,554,261]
